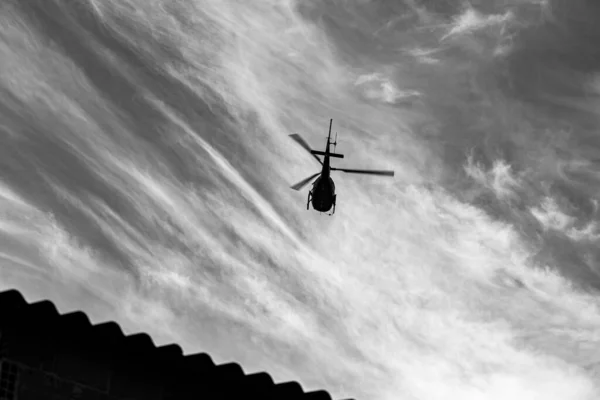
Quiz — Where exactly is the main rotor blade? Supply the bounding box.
[331,168,395,176]
[290,172,321,191]
[289,134,323,165]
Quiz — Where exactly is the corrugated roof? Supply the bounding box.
[0,289,354,400]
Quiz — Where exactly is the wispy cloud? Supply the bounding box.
[465,155,521,202]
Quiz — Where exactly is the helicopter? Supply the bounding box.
[289,119,395,216]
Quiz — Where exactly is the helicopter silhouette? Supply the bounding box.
[289,119,395,216]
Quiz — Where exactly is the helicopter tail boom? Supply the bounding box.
[311,150,344,158]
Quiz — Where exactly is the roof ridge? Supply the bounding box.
[0,289,352,400]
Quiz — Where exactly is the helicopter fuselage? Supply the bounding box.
[308,135,338,212]
[310,175,336,212]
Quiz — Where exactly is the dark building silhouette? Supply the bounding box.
[0,289,354,400]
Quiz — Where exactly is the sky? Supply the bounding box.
[2,0,600,399]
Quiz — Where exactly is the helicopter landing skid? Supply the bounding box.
[307,191,312,210]
[329,195,336,216]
